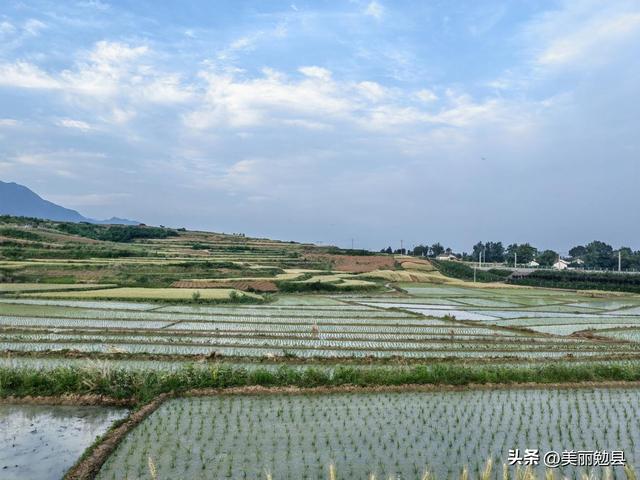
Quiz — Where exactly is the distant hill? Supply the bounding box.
[0,180,139,225]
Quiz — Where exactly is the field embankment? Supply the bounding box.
[5,362,640,404]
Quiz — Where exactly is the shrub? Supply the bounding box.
[432,261,507,282]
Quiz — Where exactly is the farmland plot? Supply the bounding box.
[0,404,127,480]
[27,287,259,301]
[359,284,640,338]
[97,389,640,480]
[1,290,640,360]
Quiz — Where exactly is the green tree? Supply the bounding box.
[430,243,444,257]
[485,241,505,263]
[569,245,587,259]
[584,241,615,269]
[538,250,559,267]
[472,242,484,261]
[412,244,429,256]
[505,243,538,264]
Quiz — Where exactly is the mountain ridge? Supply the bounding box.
[0,180,140,225]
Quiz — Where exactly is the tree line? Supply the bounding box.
[380,240,640,270]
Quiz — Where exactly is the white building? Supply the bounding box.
[527,260,540,267]
[436,253,458,261]
[553,259,569,270]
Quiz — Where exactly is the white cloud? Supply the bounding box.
[186,66,352,129]
[140,75,194,103]
[299,66,332,81]
[56,118,93,131]
[217,24,287,61]
[47,192,130,207]
[24,19,47,36]
[229,37,253,51]
[0,61,60,89]
[0,40,194,129]
[0,119,20,127]
[538,12,640,67]
[416,89,438,102]
[357,81,387,101]
[521,0,640,72]
[182,63,526,137]
[110,107,136,124]
[364,1,384,20]
[0,21,15,35]
[281,118,332,130]
[88,40,148,64]
[76,0,111,11]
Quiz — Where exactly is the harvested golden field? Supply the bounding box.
[356,270,436,282]
[400,259,436,271]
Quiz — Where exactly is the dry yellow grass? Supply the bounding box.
[400,260,437,272]
[298,274,347,283]
[356,270,436,282]
[338,279,376,287]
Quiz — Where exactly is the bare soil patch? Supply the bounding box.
[306,254,395,273]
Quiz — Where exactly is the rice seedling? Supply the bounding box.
[95,390,640,480]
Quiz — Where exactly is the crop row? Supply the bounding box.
[597,329,640,342]
[0,306,426,324]
[2,333,618,352]
[0,315,506,334]
[0,341,634,359]
[157,304,374,313]
[0,298,157,311]
[1,326,531,341]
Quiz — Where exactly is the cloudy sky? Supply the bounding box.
[0,0,639,252]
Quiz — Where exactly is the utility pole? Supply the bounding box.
[619,250,622,272]
[351,238,354,250]
[400,239,403,254]
[514,252,517,268]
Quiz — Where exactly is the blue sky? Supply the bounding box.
[0,0,639,252]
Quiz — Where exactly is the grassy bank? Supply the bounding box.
[3,362,640,404]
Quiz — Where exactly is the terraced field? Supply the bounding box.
[3,288,640,361]
[2,279,640,362]
[4,220,640,479]
[96,389,640,480]
[358,284,640,342]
